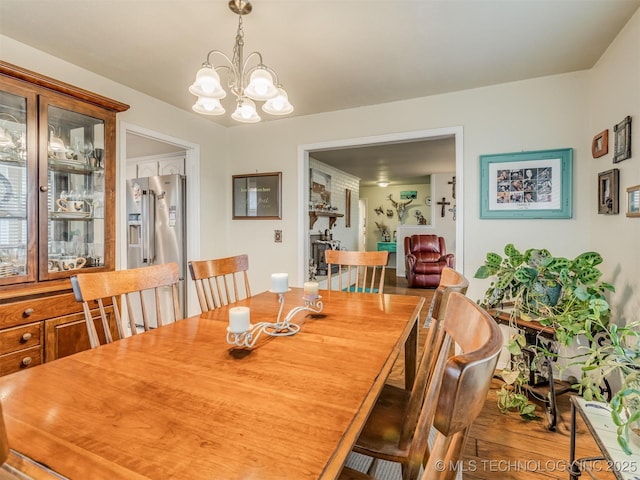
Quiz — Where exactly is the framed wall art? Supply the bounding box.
[597,169,619,215]
[232,172,282,219]
[613,116,632,163]
[626,185,640,218]
[591,130,608,158]
[479,148,572,219]
[345,188,352,227]
[309,169,332,207]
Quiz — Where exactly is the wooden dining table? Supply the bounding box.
[0,287,423,480]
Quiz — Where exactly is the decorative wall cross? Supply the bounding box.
[448,205,457,221]
[448,176,456,199]
[436,197,450,218]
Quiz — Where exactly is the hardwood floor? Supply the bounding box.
[383,271,615,480]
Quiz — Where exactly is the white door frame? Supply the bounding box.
[118,122,201,316]
[297,126,464,283]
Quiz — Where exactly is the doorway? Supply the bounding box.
[298,126,464,283]
[118,123,201,316]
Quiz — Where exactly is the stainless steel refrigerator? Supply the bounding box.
[126,174,187,324]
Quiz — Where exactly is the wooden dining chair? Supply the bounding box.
[71,262,182,349]
[325,250,389,294]
[341,292,502,480]
[350,270,468,478]
[187,254,251,312]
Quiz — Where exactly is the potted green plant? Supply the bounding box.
[474,243,614,420]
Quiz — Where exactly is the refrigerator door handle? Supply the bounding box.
[149,189,157,265]
[141,190,150,264]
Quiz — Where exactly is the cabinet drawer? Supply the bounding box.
[0,345,42,376]
[0,292,81,329]
[0,322,41,355]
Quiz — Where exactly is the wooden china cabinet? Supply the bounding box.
[0,61,129,376]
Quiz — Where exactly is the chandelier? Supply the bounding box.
[189,0,293,123]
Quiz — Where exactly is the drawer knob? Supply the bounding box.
[39,185,48,192]
[20,332,32,343]
[21,357,32,367]
[23,308,34,317]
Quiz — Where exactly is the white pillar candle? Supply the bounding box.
[228,306,251,333]
[271,273,289,293]
[304,281,319,297]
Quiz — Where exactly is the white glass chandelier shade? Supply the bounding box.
[262,88,293,115]
[244,69,278,101]
[192,96,225,116]
[231,98,261,123]
[189,66,226,99]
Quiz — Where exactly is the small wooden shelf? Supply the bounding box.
[309,211,343,229]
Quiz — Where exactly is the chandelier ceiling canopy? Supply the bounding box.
[189,0,293,124]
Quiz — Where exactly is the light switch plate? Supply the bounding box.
[274,230,282,243]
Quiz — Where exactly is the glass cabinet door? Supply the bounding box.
[0,87,35,285]
[40,102,107,280]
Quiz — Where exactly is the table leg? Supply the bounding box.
[569,401,579,480]
[404,320,418,390]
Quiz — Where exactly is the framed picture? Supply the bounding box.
[613,116,632,163]
[310,169,332,206]
[345,188,352,227]
[232,172,282,219]
[479,148,572,219]
[400,190,417,200]
[598,169,619,215]
[626,185,640,217]
[591,130,608,158]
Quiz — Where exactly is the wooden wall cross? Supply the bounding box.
[448,176,456,199]
[436,197,450,217]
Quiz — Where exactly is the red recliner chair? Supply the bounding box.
[404,234,454,288]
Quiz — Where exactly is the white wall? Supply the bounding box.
[360,182,431,251]
[588,10,640,325]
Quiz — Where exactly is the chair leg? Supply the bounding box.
[366,457,378,476]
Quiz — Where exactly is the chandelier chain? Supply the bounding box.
[230,15,245,98]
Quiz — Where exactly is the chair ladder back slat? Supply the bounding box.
[82,301,100,349]
[231,274,240,303]
[202,278,217,310]
[194,280,208,312]
[356,264,364,292]
[222,276,232,305]
[171,284,181,321]
[96,298,114,344]
[155,287,164,327]
[138,290,151,331]
[243,272,251,298]
[112,294,134,338]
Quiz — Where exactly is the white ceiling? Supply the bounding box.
[2,0,638,183]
